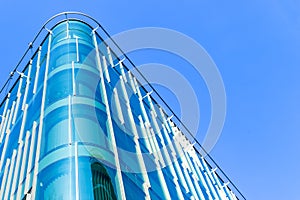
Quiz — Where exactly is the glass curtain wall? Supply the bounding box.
[0,17,238,200]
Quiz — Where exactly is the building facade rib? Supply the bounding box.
[0,13,240,200]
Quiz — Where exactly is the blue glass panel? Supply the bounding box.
[36,157,75,199]
[46,69,72,107]
[122,172,145,199]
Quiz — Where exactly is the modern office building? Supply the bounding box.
[0,12,241,200]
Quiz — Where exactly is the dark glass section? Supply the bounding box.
[91,162,117,200]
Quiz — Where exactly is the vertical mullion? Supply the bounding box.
[1,93,10,118]
[102,56,111,82]
[118,75,151,198]
[0,109,10,143]
[119,62,127,82]
[75,36,79,62]
[92,31,126,200]
[66,20,69,39]
[16,131,31,199]
[112,88,124,124]
[22,61,32,110]
[18,104,28,143]
[183,150,206,199]
[6,101,16,133]
[12,77,23,125]
[0,132,10,173]
[171,127,200,199]
[75,142,79,200]
[3,150,17,200]
[138,116,152,154]
[161,121,190,194]
[24,121,37,194]
[10,141,24,199]
[211,170,230,199]
[147,126,172,200]
[189,149,214,199]
[31,33,52,200]
[106,46,114,67]
[68,95,72,144]
[72,61,76,96]
[33,46,42,94]
[0,94,10,142]
[127,71,136,94]
[0,159,10,199]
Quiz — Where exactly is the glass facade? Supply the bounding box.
[0,14,238,200]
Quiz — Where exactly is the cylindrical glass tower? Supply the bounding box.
[0,13,240,200]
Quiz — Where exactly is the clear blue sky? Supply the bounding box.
[0,1,299,199]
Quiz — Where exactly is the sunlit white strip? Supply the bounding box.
[134,78,151,124]
[183,150,206,199]
[164,115,194,195]
[112,88,124,124]
[143,121,171,199]
[12,77,23,125]
[68,95,72,144]
[93,31,126,200]
[0,109,10,143]
[161,119,190,194]
[138,116,152,153]
[119,76,151,198]
[10,141,24,198]
[0,101,16,171]
[144,97,164,163]
[223,182,235,200]
[127,71,137,94]
[102,56,111,82]
[211,169,229,199]
[106,46,114,67]
[199,157,220,199]
[22,60,32,111]
[1,93,10,121]
[72,61,76,96]
[74,35,79,62]
[0,115,4,142]
[189,149,214,199]
[144,123,157,155]
[33,46,42,94]
[24,121,37,194]
[161,123,188,198]
[119,61,127,82]
[75,142,79,200]
[6,101,16,134]
[31,33,52,200]
[4,149,17,200]
[0,132,10,172]
[0,159,10,199]
[155,123,185,199]
[150,110,167,162]
[0,95,10,142]
[18,104,28,143]
[146,95,157,117]
[16,131,30,198]
[66,20,69,39]
[172,127,200,199]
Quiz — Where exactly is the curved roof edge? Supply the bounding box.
[0,12,109,101]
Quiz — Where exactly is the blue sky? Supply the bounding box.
[0,1,300,199]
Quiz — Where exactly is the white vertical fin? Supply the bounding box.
[22,61,32,110]
[92,31,126,200]
[31,33,52,200]
[0,159,10,199]
[33,46,42,94]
